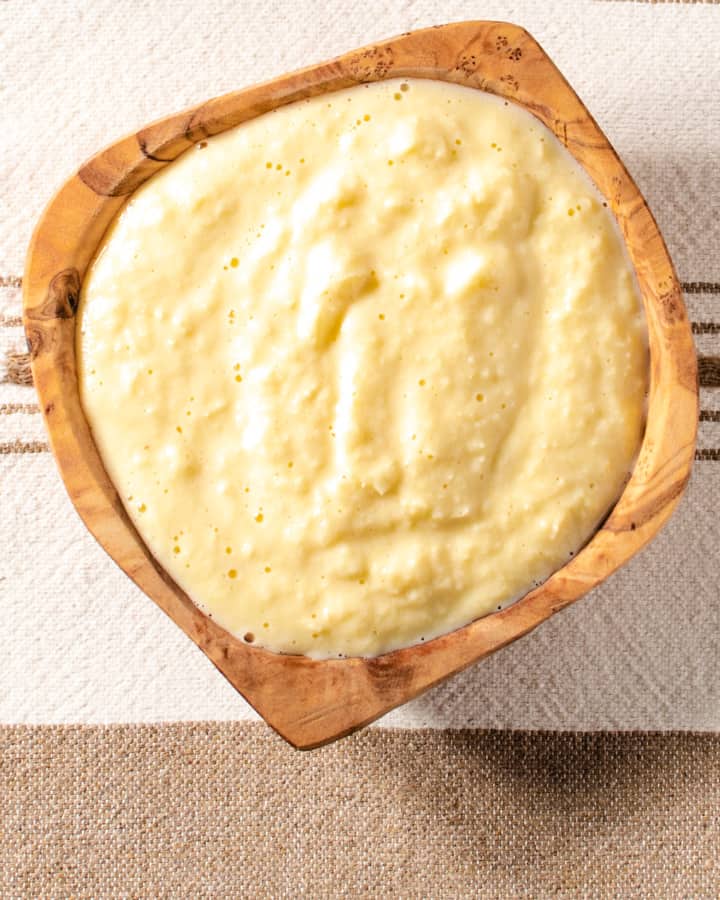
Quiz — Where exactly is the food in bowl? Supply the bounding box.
[77,78,648,659]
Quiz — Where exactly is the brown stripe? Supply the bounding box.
[682,281,720,294]
[3,312,719,333]
[699,356,720,387]
[13,312,708,335]
[0,403,39,414]
[0,440,49,455]
[3,350,32,386]
[2,441,719,460]
[1,402,710,422]
[0,405,703,422]
[5,348,720,387]
[1,723,719,898]
[2,276,719,292]
[7,316,717,332]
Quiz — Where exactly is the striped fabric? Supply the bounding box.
[1,0,718,895]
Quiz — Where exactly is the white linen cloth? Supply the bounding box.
[1,0,718,728]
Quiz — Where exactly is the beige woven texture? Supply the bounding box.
[2,723,719,898]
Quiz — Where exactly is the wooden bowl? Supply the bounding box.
[23,22,698,748]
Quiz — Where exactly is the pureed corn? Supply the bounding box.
[77,79,647,658]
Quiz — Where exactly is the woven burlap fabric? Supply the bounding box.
[1,723,719,898]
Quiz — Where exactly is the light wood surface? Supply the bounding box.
[23,22,697,749]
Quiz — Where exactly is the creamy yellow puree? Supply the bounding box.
[77,78,647,658]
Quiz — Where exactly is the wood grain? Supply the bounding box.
[23,22,698,749]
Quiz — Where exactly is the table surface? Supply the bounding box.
[2,3,719,897]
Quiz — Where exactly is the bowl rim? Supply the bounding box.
[23,20,698,748]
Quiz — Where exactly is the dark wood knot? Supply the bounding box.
[33,268,81,321]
